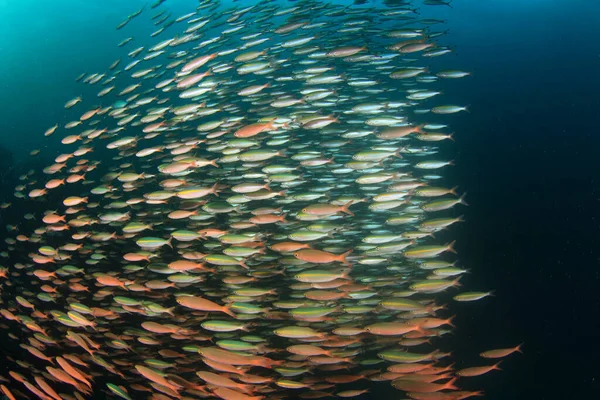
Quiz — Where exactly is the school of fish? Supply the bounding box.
[0,0,521,399]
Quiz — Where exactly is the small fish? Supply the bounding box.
[0,2,518,399]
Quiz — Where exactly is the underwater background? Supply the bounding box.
[0,0,599,399]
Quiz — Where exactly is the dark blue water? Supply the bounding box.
[449,1,600,398]
[1,0,600,399]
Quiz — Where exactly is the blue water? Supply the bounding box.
[1,0,600,399]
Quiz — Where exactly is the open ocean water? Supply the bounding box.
[1,0,599,399]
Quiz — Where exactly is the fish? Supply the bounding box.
[151,0,167,9]
[456,362,502,377]
[0,1,518,399]
[480,344,524,358]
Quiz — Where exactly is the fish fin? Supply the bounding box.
[445,377,459,390]
[223,305,237,319]
[446,315,456,328]
[446,240,457,254]
[339,250,353,266]
[515,342,525,354]
[210,183,220,196]
[340,200,355,216]
[452,276,462,289]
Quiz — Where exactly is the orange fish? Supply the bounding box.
[135,365,181,394]
[480,343,523,359]
[392,377,458,393]
[0,385,17,400]
[302,201,354,216]
[456,362,502,377]
[212,387,264,400]
[294,249,352,265]
[234,121,276,138]
[176,296,237,318]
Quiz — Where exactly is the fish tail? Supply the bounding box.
[446,315,456,328]
[446,240,457,254]
[223,305,237,319]
[445,377,459,390]
[458,191,468,205]
[340,200,355,216]
[339,249,353,266]
[451,276,462,289]
[210,183,220,196]
[515,342,525,353]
